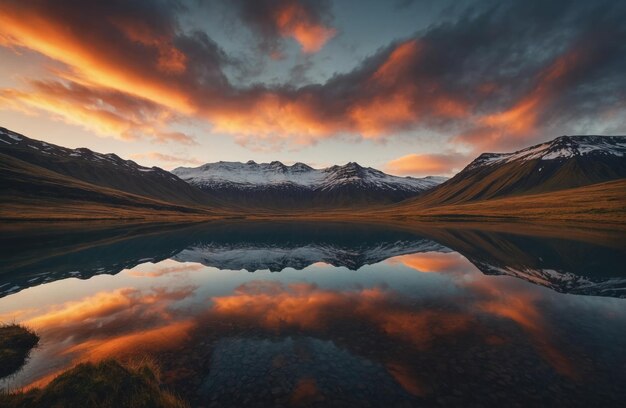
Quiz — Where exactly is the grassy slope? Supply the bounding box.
[373,179,626,224]
[409,156,626,207]
[0,153,234,221]
[1,359,188,408]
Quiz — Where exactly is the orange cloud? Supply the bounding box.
[0,5,468,147]
[274,2,336,53]
[0,80,195,144]
[385,152,470,176]
[110,17,187,74]
[1,1,617,152]
[0,7,195,115]
[129,152,204,169]
[457,48,587,151]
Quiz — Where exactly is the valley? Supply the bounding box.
[1,126,625,226]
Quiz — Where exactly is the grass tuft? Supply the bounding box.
[0,323,39,379]
[0,358,188,408]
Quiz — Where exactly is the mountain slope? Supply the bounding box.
[0,127,220,208]
[375,179,626,225]
[412,135,626,207]
[0,152,225,220]
[173,161,446,208]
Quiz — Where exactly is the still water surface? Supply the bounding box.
[1,222,625,407]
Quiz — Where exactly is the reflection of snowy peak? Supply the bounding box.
[172,161,446,208]
[471,260,626,298]
[173,240,449,272]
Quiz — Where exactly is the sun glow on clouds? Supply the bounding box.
[0,0,623,165]
[0,80,195,144]
[385,152,470,177]
[273,1,336,53]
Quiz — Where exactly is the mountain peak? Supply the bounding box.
[467,135,626,171]
[291,162,314,171]
[343,161,362,169]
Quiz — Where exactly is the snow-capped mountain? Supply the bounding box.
[467,135,626,170]
[411,135,626,206]
[0,127,217,208]
[173,161,446,208]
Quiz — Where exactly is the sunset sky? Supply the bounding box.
[1,0,624,175]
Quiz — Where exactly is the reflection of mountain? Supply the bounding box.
[0,221,623,298]
[426,227,626,298]
[173,239,445,272]
[0,222,445,296]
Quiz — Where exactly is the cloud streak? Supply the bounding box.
[0,79,196,144]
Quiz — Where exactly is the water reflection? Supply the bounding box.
[0,222,625,406]
[1,221,624,298]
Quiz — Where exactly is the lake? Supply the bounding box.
[1,221,625,407]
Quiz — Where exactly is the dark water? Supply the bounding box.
[1,221,625,407]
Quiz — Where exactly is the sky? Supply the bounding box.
[0,0,625,176]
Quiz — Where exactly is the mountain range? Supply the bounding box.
[1,125,625,222]
[173,160,446,208]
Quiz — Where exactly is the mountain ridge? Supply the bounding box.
[0,127,222,208]
[172,160,446,209]
[405,135,626,208]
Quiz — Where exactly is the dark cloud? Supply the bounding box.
[228,0,336,54]
[0,0,624,151]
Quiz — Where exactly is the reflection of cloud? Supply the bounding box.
[212,277,580,380]
[128,262,204,278]
[388,252,468,273]
[208,281,473,395]
[19,285,198,388]
[466,278,580,380]
[211,281,473,349]
[386,362,426,396]
[9,263,582,392]
[63,321,194,361]
[289,377,319,405]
